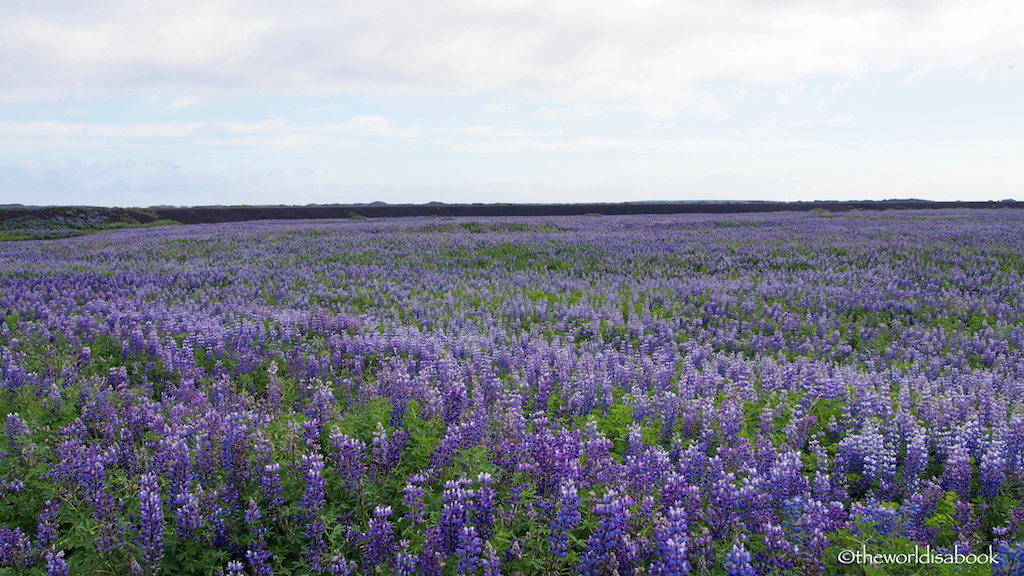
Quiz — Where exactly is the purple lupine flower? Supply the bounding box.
[549,480,581,558]
[786,497,845,573]
[723,542,756,576]
[246,546,273,576]
[393,541,419,576]
[370,425,408,478]
[264,361,282,415]
[439,479,474,556]
[208,505,230,549]
[580,490,635,576]
[403,478,426,525]
[455,525,483,575]
[35,501,60,551]
[471,473,495,540]
[108,366,129,389]
[225,560,246,576]
[173,490,202,542]
[260,463,286,512]
[363,506,397,570]
[43,550,70,576]
[77,347,91,368]
[758,522,795,574]
[298,452,329,570]
[0,526,31,568]
[481,541,501,576]
[242,499,271,576]
[953,499,981,551]
[980,441,1007,500]
[650,506,689,576]
[300,452,326,519]
[305,520,329,572]
[79,450,121,555]
[138,473,164,574]
[4,413,30,461]
[163,439,192,502]
[849,500,905,538]
[244,499,262,527]
[659,476,702,525]
[328,431,366,498]
[942,443,973,499]
[993,541,1024,576]
[301,418,323,448]
[420,526,446,576]
[220,415,251,490]
[328,554,357,576]
[2,479,24,495]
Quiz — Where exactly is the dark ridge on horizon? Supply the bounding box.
[1,199,1020,226]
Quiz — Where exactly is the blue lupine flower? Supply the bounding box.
[138,473,163,574]
[724,543,756,576]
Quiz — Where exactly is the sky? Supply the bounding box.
[1,0,1022,207]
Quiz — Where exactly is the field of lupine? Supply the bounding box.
[2,209,1024,576]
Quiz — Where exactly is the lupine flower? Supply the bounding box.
[299,452,326,519]
[549,480,581,558]
[260,463,286,512]
[758,522,795,574]
[225,560,246,576]
[403,478,426,524]
[455,525,483,575]
[208,505,230,549]
[481,542,502,576]
[471,473,495,539]
[723,542,756,576]
[244,499,262,527]
[305,520,329,572]
[980,441,1007,500]
[328,554,357,576]
[246,546,273,576]
[43,550,70,576]
[0,526,30,568]
[650,506,690,576]
[580,490,635,576]
[420,526,446,576]
[4,414,30,461]
[138,473,164,574]
[993,541,1024,576]
[35,501,60,551]
[328,432,366,497]
[173,490,202,542]
[440,480,473,556]
[363,506,397,570]
[942,443,973,499]
[394,540,419,576]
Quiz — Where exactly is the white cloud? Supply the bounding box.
[0,120,292,138]
[776,84,806,104]
[534,107,603,120]
[197,134,355,149]
[3,0,1021,118]
[0,117,419,149]
[832,80,852,92]
[443,134,746,154]
[166,96,201,109]
[825,115,854,123]
[485,103,519,112]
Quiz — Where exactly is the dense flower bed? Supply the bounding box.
[1,210,1023,575]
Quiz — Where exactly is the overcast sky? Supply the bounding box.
[1,0,1022,206]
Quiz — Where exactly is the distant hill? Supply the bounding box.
[146,199,1021,224]
[1,200,1020,239]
